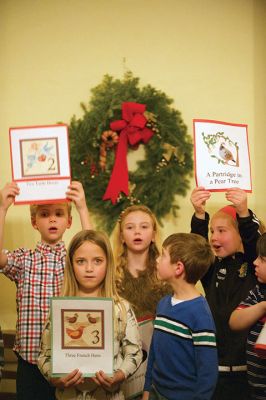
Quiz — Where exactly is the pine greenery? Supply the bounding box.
[69,72,193,233]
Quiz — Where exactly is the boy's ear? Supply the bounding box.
[31,217,38,231]
[67,216,72,229]
[174,261,185,277]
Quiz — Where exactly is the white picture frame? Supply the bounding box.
[51,297,114,377]
[193,119,252,192]
[9,124,71,204]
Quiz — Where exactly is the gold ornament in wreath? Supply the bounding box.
[68,72,193,233]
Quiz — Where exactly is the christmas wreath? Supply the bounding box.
[69,72,193,233]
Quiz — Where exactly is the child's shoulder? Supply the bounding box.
[157,294,171,308]
[115,297,131,312]
[192,296,215,326]
[6,246,33,257]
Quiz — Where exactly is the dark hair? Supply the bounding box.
[256,233,266,258]
[162,233,215,284]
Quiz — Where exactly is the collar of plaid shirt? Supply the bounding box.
[36,240,66,255]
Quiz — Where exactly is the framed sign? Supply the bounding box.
[51,297,114,377]
[9,124,71,204]
[193,119,252,192]
[122,316,154,399]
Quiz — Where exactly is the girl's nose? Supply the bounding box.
[85,262,93,272]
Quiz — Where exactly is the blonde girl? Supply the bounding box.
[38,230,142,400]
[113,205,170,321]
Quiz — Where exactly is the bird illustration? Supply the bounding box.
[42,142,54,155]
[27,154,37,169]
[87,313,97,324]
[219,143,236,164]
[65,313,78,324]
[66,325,85,340]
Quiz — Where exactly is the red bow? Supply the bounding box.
[103,102,154,204]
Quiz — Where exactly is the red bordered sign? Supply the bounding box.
[9,124,71,205]
[193,119,252,192]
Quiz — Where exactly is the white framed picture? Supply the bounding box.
[9,124,71,204]
[51,297,114,377]
[193,119,252,192]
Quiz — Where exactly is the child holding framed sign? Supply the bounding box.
[38,230,142,400]
[0,180,91,400]
[190,186,262,400]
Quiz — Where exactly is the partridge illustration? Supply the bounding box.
[66,325,85,340]
[87,313,97,324]
[65,313,78,324]
[219,143,235,163]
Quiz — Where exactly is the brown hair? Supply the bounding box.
[256,233,266,258]
[30,202,72,218]
[163,233,215,284]
[113,205,160,289]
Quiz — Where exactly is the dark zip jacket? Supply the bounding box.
[191,210,260,367]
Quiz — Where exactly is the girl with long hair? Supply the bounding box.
[113,205,170,320]
[38,230,142,400]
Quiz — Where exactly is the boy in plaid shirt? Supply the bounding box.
[0,181,92,400]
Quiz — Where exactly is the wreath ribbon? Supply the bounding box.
[102,102,154,204]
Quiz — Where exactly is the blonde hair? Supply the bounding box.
[211,209,266,235]
[62,230,118,298]
[163,233,215,284]
[61,230,126,334]
[211,210,239,232]
[113,205,161,289]
[30,202,72,218]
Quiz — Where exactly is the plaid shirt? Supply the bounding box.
[3,241,66,364]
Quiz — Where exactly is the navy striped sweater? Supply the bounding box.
[144,294,218,400]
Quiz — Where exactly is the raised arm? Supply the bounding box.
[225,188,249,217]
[229,301,266,331]
[190,187,211,220]
[0,183,20,268]
[190,187,211,240]
[226,188,260,262]
[66,181,93,230]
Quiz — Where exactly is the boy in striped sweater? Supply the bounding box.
[143,233,218,400]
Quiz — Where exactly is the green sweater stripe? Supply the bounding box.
[155,318,216,345]
[154,319,191,337]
